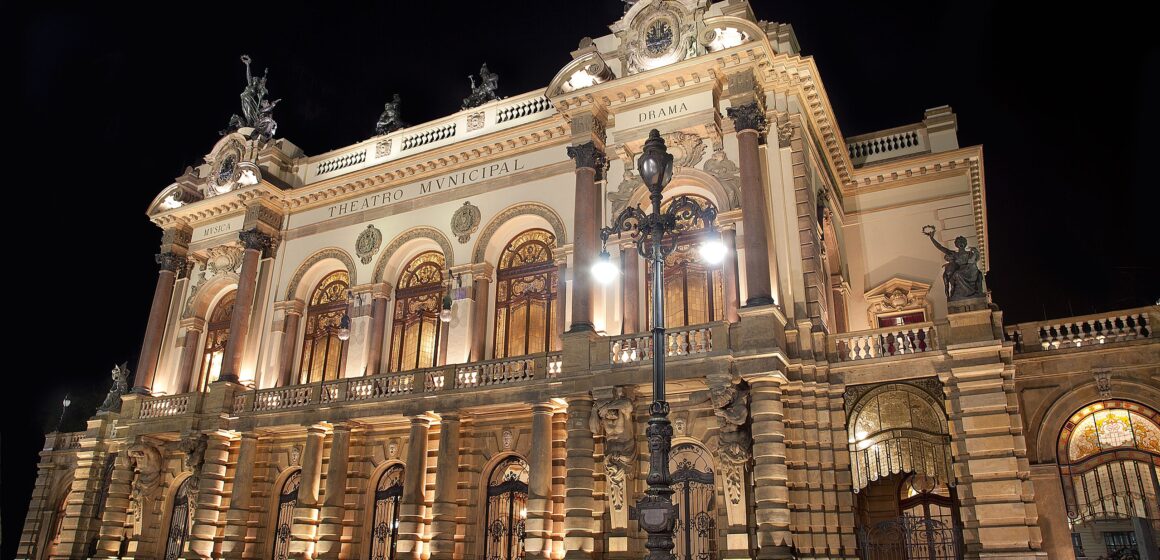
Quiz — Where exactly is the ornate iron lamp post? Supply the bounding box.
[593,129,725,560]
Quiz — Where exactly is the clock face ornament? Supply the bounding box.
[217,154,237,185]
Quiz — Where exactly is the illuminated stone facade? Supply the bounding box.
[18,1,1159,559]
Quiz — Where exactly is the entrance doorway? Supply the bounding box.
[855,472,962,560]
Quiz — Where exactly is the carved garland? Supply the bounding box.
[286,247,359,299]
[471,202,568,264]
[372,226,456,283]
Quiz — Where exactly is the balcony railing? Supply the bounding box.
[845,124,929,168]
[50,431,84,450]
[1005,308,1154,353]
[832,322,938,362]
[138,393,198,419]
[234,352,563,413]
[609,323,720,365]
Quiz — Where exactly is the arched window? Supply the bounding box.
[44,492,68,560]
[388,252,445,372]
[369,464,405,560]
[646,195,725,328]
[670,443,717,560]
[494,229,559,358]
[299,271,350,384]
[163,476,196,560]
[271,469,302,560]
[1058,401,1160,524]
[484,455,529,560]
[198,291,236,391]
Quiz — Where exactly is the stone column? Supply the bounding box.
[94,452,134,558]
[555,258,568,348]
[397,416,431,560]
[133,249,187,394]
[1030,463,1072,560]
[174,318,205,393]
[288,424,327,559]
[621,248,639,334]
[221,432,258,559]
[366,285,392,374]
[220,228,277,383]
[727,102,775,307]
[525,402,555,559]
[187,431,233,559]
[563,395,596,559]
[429,413,461,560]
[567,141,605,332]
[469,265,493,361]
[316,424,352,560]
[276,300,306,386]
[750,375,794,559]
[721,226,741,323]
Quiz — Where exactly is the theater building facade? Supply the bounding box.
[18,1,1159,559]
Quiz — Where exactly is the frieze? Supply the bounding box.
[355,224,383,265]
[471,203,567,263]
[727,101,767,133]
[450,201,482,244]
[372,227,455,283]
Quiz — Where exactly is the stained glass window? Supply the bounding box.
[646,195,725,329]
[388,252,445,372]
[299,271,349,384]
[1058,401,1160,522]
[1064,402,1160,462]
[494,230,558,359]
[197,291,236,391]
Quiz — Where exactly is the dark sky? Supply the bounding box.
[6,1,1156,554]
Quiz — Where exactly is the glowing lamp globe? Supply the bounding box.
[591,251,620,285]
[699,237,727,265]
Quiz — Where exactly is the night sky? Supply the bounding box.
[6,1,1156,553]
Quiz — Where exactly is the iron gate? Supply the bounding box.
[670,443,717,560]
[163,476,196,560]
[857,516,962,560]
[370,465,404,560]
[271,470,302,560]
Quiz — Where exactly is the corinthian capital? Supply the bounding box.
[726,102,767,133]
[155,251,187,272]
[238,228,279,256]
[567,141,606,171]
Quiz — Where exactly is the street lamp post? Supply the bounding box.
[593,129,725,560]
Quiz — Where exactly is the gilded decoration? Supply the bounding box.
[846,383,952,493]
[864,278,932,326]
[286,248,358,299]
[451,201,482,244]
[355,224,383,265]
[471,203,567,264]
[373,227,456,284]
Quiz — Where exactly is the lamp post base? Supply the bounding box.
[637,400,676,560]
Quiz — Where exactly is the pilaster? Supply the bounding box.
[429,413,462,560]
[563,395,596,560]
[221,432,258,559]
[288,424,328,559]
[397,415,431,560]
[316,424,353,560]
[185,430,233,559]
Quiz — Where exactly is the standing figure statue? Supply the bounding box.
[375,94,406,135]
[97,362,131,413]
[461,63,501,109]
[923,225,984,301]
[224,55,280,142]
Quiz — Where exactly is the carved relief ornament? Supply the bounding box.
[726,102,767,133]
[567,141,606,171]
[355,224,383,265]
[450,201,482,244]
[590,387,638,513]
[864,278,933,326]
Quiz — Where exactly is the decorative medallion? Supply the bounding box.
[387,438,400,459]
[355,224,383,265]
[622,1,701,75]
[375,138,392,158]
[205,139,246,197]
[466,111,485,132]
[501,429,514,450]
[450,201,481,244]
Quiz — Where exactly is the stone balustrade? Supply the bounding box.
[845,124,929,167]
[1005,307,1154,353]
[608,323,719,365]
[832,322,937,362]
[51,432,84,450]
[454,352,559,389]
[252,385,314,412]
[138,393,196,419]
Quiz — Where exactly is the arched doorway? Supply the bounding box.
[163,476,196,560]
[369,464,405,560]
[670,442,718,560]
[483,455,529,560]
[1058,400,1160,559]
[270,469,302,560]
[847,382,961,559]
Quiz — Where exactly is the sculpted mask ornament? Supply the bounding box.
[502,429,514,451]
[179,434,208,486]
[355,224,383,265]
[590,387,638,512]
[97,362,131,413]
[708,377,751,504]
[388,439,399,459]
[450,201,482,244]
[289,445,302,466]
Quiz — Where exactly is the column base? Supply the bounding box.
[756,544,795,559]
[745,296,776,307]
[567,322,595,333]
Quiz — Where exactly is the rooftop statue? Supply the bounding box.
[923,225,984,301]
[97,362,130,413]
[461,63,500,110]
[223,55,281,142]
[375,94,406,135]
